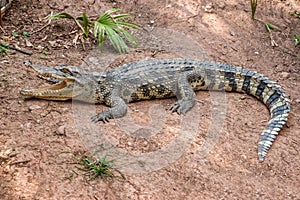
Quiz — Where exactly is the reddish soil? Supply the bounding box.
[1,0,299,199]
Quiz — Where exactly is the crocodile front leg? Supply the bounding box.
[91,87,128,123]
[170,72,198,114]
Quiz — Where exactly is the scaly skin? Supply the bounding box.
[20,59,290,162]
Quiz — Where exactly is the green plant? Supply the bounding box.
[12,32,20,38]
[289,11,300,19]
[290,12,300,50]
[48,9,140,53]
[250,1,280,32]
[0,43,10,56]
[48,12,91,37]
[249,0,282,47]
[265,22,280,33]
[250,0,258,20]
[67,152,125,182]
[12,31,31,38]
[42,49,48,55]
[295,34,300,47]
[22,31,31,37]
[93,8,140,53]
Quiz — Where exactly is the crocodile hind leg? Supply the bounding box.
[170,72,198,114]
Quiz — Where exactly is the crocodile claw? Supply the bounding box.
[91,113,110,123]
[170,100,195,115]
[170,102,182,114]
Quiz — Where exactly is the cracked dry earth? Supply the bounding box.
[1,0,300,199]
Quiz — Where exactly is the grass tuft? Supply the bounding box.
[250,0,280,32]
[66,152,125,182]
[0,43,10,56]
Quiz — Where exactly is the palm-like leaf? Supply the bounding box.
[76,12,92,37]
[48,13,75,20]
[48,8,140,53]
[94,8,140,53]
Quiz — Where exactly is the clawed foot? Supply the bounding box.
[91,103,127,123]
[170,99,195,115]
[91,111,111,123]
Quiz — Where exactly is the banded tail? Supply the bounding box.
[210,63,290,162]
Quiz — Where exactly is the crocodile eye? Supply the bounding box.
[60,67,80,77]
[60,68,72,75]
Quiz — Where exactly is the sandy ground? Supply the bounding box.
[0,0,300,199]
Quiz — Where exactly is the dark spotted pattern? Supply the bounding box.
[157,85,167,95]
[130,92,139,101]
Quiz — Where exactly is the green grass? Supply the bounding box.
[289,11,300,19]
[42,49,48,55]
[250,0,280,33]
[295,34,300,47]
[249,0,300,55]
[48,8,140,53]
[0,43,10,56]
[250,0,258,20]
[66,152,125,182]
[12,31,31,38]
[12,32,20,38]
[289,12,300,57]
[22,31,31,37]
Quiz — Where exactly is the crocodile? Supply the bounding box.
[20,59,290,162]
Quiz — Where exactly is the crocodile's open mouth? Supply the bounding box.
[20,79,75,101]
[20,61,78,100]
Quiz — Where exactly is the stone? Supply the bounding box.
[56,125,66,135]
[280,72,290,79]
[29,105,41,111]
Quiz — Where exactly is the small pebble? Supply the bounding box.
[61,108,69,112]
[280,72,290,79]
[241,154,247,160]
[204,3,214,13]
[29,105,41,111]
[25,39,33,47]
[217,2,226,9]
[48,40,56,47]
[56,125,66,135]
[35,45,44,51]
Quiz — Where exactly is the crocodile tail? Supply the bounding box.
[258,84,290,162]
[235,69,290,162]
[214,64,290,162]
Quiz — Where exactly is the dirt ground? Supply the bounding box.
[1,0,300,199]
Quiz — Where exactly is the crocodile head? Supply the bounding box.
[20,61,101,103]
